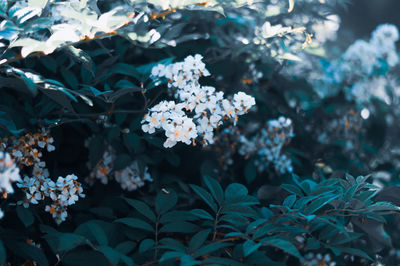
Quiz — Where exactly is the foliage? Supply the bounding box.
[0,0,400,265]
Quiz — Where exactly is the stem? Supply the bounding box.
[212,207,222,241]
[154,215,160,261]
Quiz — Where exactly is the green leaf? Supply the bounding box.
[16,205,34,227]
[159,221,199,233]
[243,240,262,257]
[282,195,296,209]
[367,202,400,212]
[194,242,232,257]
[114,218,154,232]
[281,184,303,197]
[203,175,224,204]
[160,210,198,223]
[159,238,186,252]
[43,233,87,253]
[155,188,177,214]
[304,194,339,214]
[61,67,79,89]
[261,238,301,259]
[75,221,108,246]
[190,209,214,220]
[97,246,121,265]
[190,184,218,212]
[65,46,93,73]
[189,229,210,252]
[124,198,156,222]
[115,241,137,255]
[225,183,248,200]
[139,239,154,253]
[339,247,373,261]
[160,251,187,262]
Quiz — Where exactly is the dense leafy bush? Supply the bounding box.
[1,0,400,265]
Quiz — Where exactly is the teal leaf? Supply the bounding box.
[189,229,211,252]
[16,205,34,227]
[283,195,296,209]
[243,240,262,257]
[155,188,177,214]
[194,242,232,257]
[159,221,199,233]
[304,194,339,214]
[43,232,87,253]
[261,238,301,259]
[190,184,218,212]
[190,209,214,220]
[339,247,373,261]
[114,218,154,232]
[225,183,248,200]
[139,238,155,253]
[124,198,156,222]
[203,175,224,204]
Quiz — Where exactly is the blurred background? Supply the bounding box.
[337,0,400,44]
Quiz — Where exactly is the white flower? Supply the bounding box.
[115,161,152,191]
[0,151,21,194]
[144,55,256,148]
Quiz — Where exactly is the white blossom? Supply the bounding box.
[144,54,256,147]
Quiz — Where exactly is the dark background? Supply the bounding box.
[337,0,400,44]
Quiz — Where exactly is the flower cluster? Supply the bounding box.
[143,54,256,148]
[0,129,55,170]
[86,144,152,191]
[212,117,294,175]
[115,161,153,192]
[17,173,85,222]
[322,24,399,103]
[0,151,21,195]
[338,24,398,78]
[301,253,336,266]
[1,130,85,222]
[86,145,115,185]
[239,117,294,174]
[317,109,363,153]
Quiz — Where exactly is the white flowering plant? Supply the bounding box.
[2,0,400,265]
